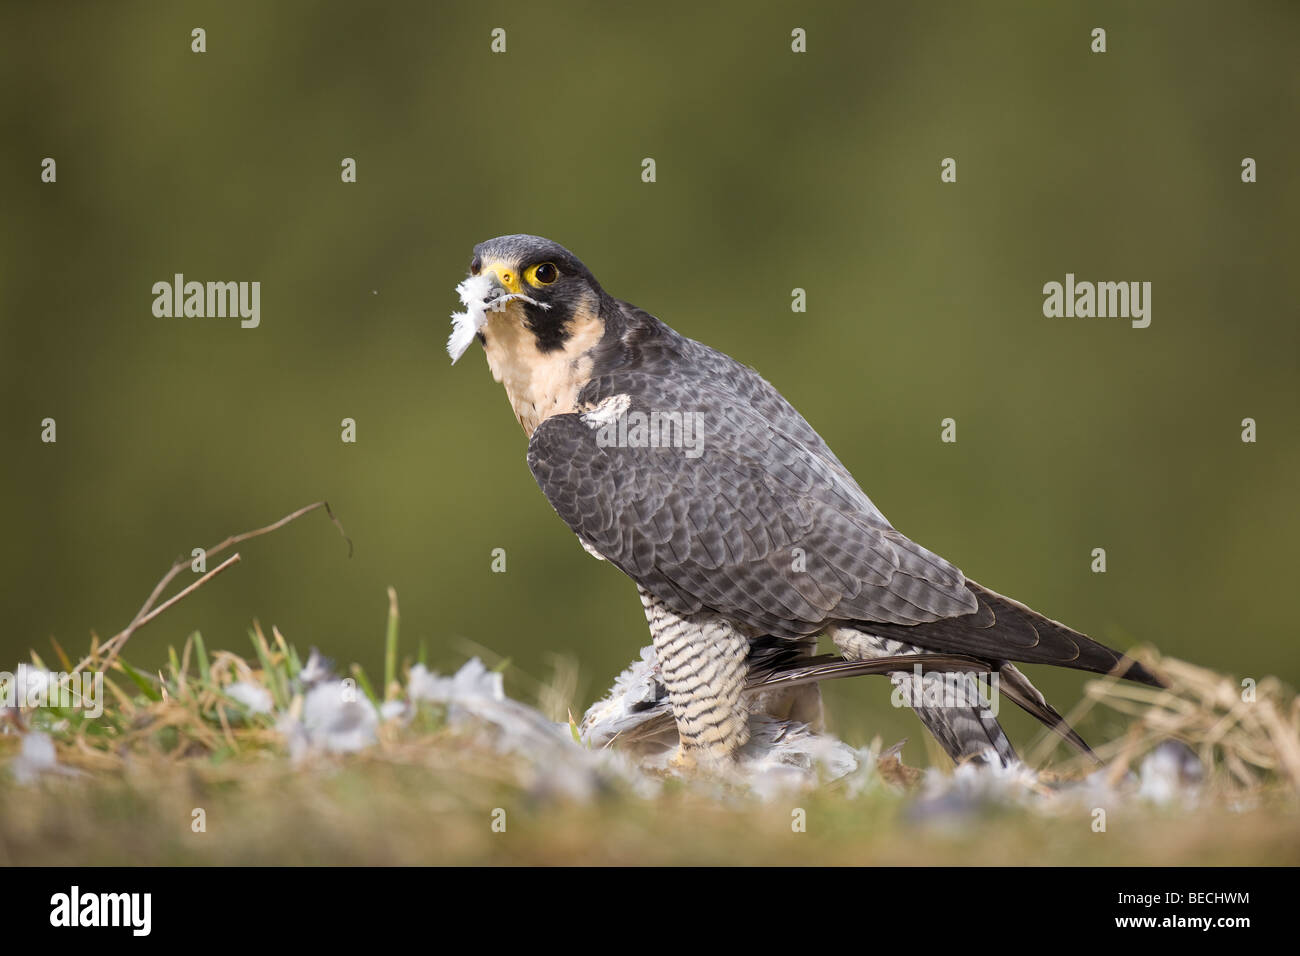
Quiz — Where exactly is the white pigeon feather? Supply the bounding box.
[447,273,550,363]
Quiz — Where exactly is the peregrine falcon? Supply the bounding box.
[448,234,1162,769]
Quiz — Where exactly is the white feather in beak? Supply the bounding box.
[447,273,550,363]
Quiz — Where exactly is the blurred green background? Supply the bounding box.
[2,1,1296,762]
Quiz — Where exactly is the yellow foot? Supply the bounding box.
[667,741,740,776]
[668,746,698,773]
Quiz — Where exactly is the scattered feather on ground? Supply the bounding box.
[2,609,1297,864]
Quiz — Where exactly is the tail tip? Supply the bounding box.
[1116,657,1165,688]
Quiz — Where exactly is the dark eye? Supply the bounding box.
[470,256,482,275]
[533,262,558,284]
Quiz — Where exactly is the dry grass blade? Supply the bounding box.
[1062,649,1300,796]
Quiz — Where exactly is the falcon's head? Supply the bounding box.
[448,234,612,435]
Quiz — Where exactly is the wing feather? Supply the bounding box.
[527,312,1162,688]
[528,372,976,640]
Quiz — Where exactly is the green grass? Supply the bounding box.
[6,754,1298,866]
[3,598,1299,866]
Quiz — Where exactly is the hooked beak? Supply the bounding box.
[446,260,550,364]
[480,260,522,299]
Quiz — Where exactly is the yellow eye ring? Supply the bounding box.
[526,262,559,287]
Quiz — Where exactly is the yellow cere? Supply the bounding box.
[485,262,522,294]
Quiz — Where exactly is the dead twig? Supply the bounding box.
[100,554,242,672]
[73,501,350,677]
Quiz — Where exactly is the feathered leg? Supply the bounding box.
[639,587,750,767]
[829,625,1017,766]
